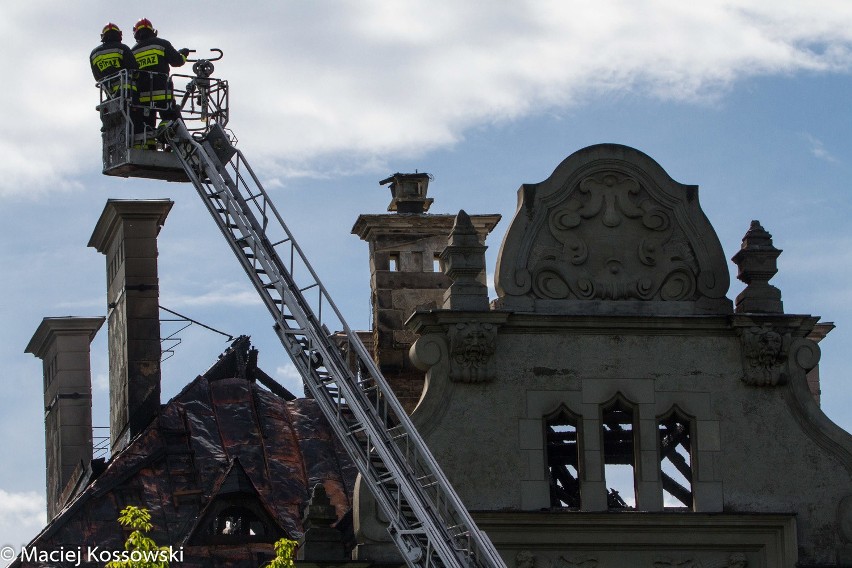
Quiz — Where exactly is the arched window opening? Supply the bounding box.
[602,398,636,509]
[659,411,693,509]
[214,506,267,536]
[546,409,581,508]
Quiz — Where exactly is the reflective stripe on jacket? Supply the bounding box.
[131,37,186,75]
[138,89,174,103]
[90,41,138,82]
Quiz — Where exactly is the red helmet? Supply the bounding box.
[100,22,122,41]
[133,18,157,39]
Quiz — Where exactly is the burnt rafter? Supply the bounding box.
[602,413,635,466]
[549,467,581,508]
[661,471,692,507]
[659,421,691,452]
[658,416,693,508]
[603,430,635,463]
[661,445,693,483]
[546,414,581,508]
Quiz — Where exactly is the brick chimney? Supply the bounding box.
[88,199,172,453]
[351,176,500,411]
[25,316,104,519]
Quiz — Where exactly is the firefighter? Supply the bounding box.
[131,18,190,137]
[90,23,143,139]
[90,23,137,91]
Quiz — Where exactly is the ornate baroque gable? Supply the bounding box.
[494,144,732,315]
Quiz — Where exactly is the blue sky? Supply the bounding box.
[3,0,852,553]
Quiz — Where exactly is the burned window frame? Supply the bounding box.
[545,405,582,509]
[600,394,638,510]
[214,505,267,536]
[658,406,695,510]
[187,496,284,545]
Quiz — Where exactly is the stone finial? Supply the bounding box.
[379,172,434,214]
[297,484,346,561]
[731,220,783,314]
[441,210,490,310]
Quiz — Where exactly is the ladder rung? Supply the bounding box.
[278,328,307,335]
[388,425,408,440]
[417,474,437,488]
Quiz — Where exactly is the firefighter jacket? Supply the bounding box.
[90,41,138,92]
[132,37,187,103]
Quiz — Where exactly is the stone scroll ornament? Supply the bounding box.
[448,322,496,383]
[494,145,732,314]
[535,172,698,302]
[738,324,822,387]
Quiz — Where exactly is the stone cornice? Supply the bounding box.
[408,310,822,337]
[87,199,173,253]
[473,510,798,565]
[351,213,501,241]
[25,316,106,359]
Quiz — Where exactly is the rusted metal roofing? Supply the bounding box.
[14,337,357,567]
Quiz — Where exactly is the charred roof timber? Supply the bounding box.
[380,172,434,214]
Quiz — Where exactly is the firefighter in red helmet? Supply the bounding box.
[131,18,190,136]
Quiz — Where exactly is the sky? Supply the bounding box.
[3,0,852,554]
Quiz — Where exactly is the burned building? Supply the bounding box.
[19,144,852,567]
[351,146,851,566]
[20,200,356,567]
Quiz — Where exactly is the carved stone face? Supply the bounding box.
[758,330,782,364]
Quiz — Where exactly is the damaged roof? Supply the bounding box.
[15,337,357,567]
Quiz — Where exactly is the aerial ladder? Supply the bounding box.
[96,53,507,568]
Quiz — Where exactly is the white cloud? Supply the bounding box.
[802,133,839,163]
[0,489,46,551]
[276,363,304,395]
[4,1,852,196]
[164,282,263,308]
[93,371,109,393]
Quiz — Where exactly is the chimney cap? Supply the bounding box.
[87,199,174,253]
[25,316,105,359]
[379,172,434,214]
